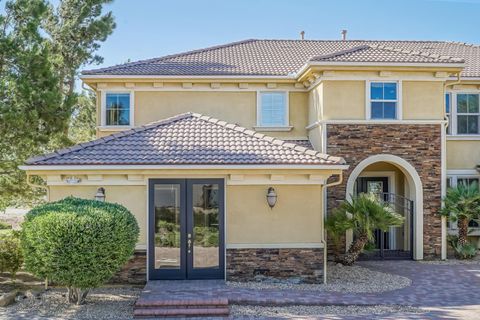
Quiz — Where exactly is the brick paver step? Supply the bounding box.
[133,307,230,318]
[135,297,228,307]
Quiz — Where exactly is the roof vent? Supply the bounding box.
[300,31,305,40]
[341,30,347,41]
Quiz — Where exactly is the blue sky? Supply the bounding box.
[89,0,480,71]
[2,0,480,71]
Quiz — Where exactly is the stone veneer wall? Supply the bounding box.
[226,248,323,283]
[109,250,146,285]
[326,124,442,258]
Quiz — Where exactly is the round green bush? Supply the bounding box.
[21,197,139,302]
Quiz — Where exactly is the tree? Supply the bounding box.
[326,193,404,265]
[69,91,97,143]
[0,0,115,210]
[21,197,139,304]
[440,182,480,248]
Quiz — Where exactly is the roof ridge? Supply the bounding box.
[369,44,465,63]
[82,39,258,75]
[189,113,346,164]
[309,45,370,61]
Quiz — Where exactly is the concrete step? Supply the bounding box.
[133,306,229,318]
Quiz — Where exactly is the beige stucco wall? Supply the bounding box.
[96,90,309,138]
[322,81,365,120]
[49,185,148,246]
[226,185,323,244]
[46,175,328,248]
[402,81,444,120]
[447,140,480,169]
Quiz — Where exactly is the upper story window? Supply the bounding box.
[103,92,133,127]
[457,94,479,134]
[447,93,480,136]
[369,82,398,119]
[257,92,289,127]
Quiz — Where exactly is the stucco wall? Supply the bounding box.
[49,185,148,246]
[322,81,365,120]
[226,185,323,244]
[48,182,324,248]
[96,90,309,138]
[447,140,480,169]
[402,81,443,120]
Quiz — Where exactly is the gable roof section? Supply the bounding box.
[25,113,345,166]
[81,39,475,77]
[310,44,461,64]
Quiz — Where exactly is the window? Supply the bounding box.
[457,94,480,134]
[257,92,288,127]
[105,93,131,126]
[457,177,480,187]
[369,82,398,119]
[446,93,451,135]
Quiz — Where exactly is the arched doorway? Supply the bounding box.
[345,154,424,260]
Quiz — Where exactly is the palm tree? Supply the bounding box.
[440,182,480,247]
[326,193,404,266]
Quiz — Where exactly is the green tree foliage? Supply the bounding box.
[0,230,23,280]
[69,91,96,143]
[326,193,404,265]
[440,182,480,258]
[21,197,139,304]
[0,0,115,210]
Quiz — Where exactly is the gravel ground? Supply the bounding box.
[0,286,141,320]
[228,263,411,293]
[230,304,422,319]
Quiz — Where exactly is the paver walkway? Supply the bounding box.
[139,260,480,318]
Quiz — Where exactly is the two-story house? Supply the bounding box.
[21,39,480,283]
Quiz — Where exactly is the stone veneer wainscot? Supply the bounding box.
[226,248,324,283]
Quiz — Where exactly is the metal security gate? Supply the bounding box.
[359,192,414,260]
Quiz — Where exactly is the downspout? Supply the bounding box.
[441,72,462,260]
[321,172,343,284]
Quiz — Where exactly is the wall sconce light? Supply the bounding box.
[266,187,277,208]
[65,176,81,184]
[94,187,106,202]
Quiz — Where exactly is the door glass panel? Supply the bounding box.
[154,184,181,269]
[367,181,383,195]
[192,183,220,269]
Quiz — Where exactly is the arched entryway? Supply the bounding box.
[345,154,424,260]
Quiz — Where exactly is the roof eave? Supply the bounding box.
[19,164,349,171]
[79,74,296,80]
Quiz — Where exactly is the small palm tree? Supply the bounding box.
[326,193,404,266]
[440,182,480,247]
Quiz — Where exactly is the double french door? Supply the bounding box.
[148,179,224,280]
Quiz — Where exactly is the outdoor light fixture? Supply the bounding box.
[65,176,81,184]
[94,187,106,202]
[266,187,277,208]
[476,164,480,173]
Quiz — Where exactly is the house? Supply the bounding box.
[20,39,480,283]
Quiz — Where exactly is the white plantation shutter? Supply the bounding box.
[259,92,287,126]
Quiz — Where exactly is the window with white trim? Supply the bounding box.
[369,82,398,119]
[257,92,288,127]
[457,94,479,134]
[104,92,132,126]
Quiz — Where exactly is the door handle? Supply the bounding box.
[187,234,192,253]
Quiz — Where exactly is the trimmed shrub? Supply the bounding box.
[0,230,23,280]
[21,197,139,304]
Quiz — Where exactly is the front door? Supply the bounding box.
[148,179,225,280]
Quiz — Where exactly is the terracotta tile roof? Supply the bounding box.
[26,113,345,166]
[82,39,476,77]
